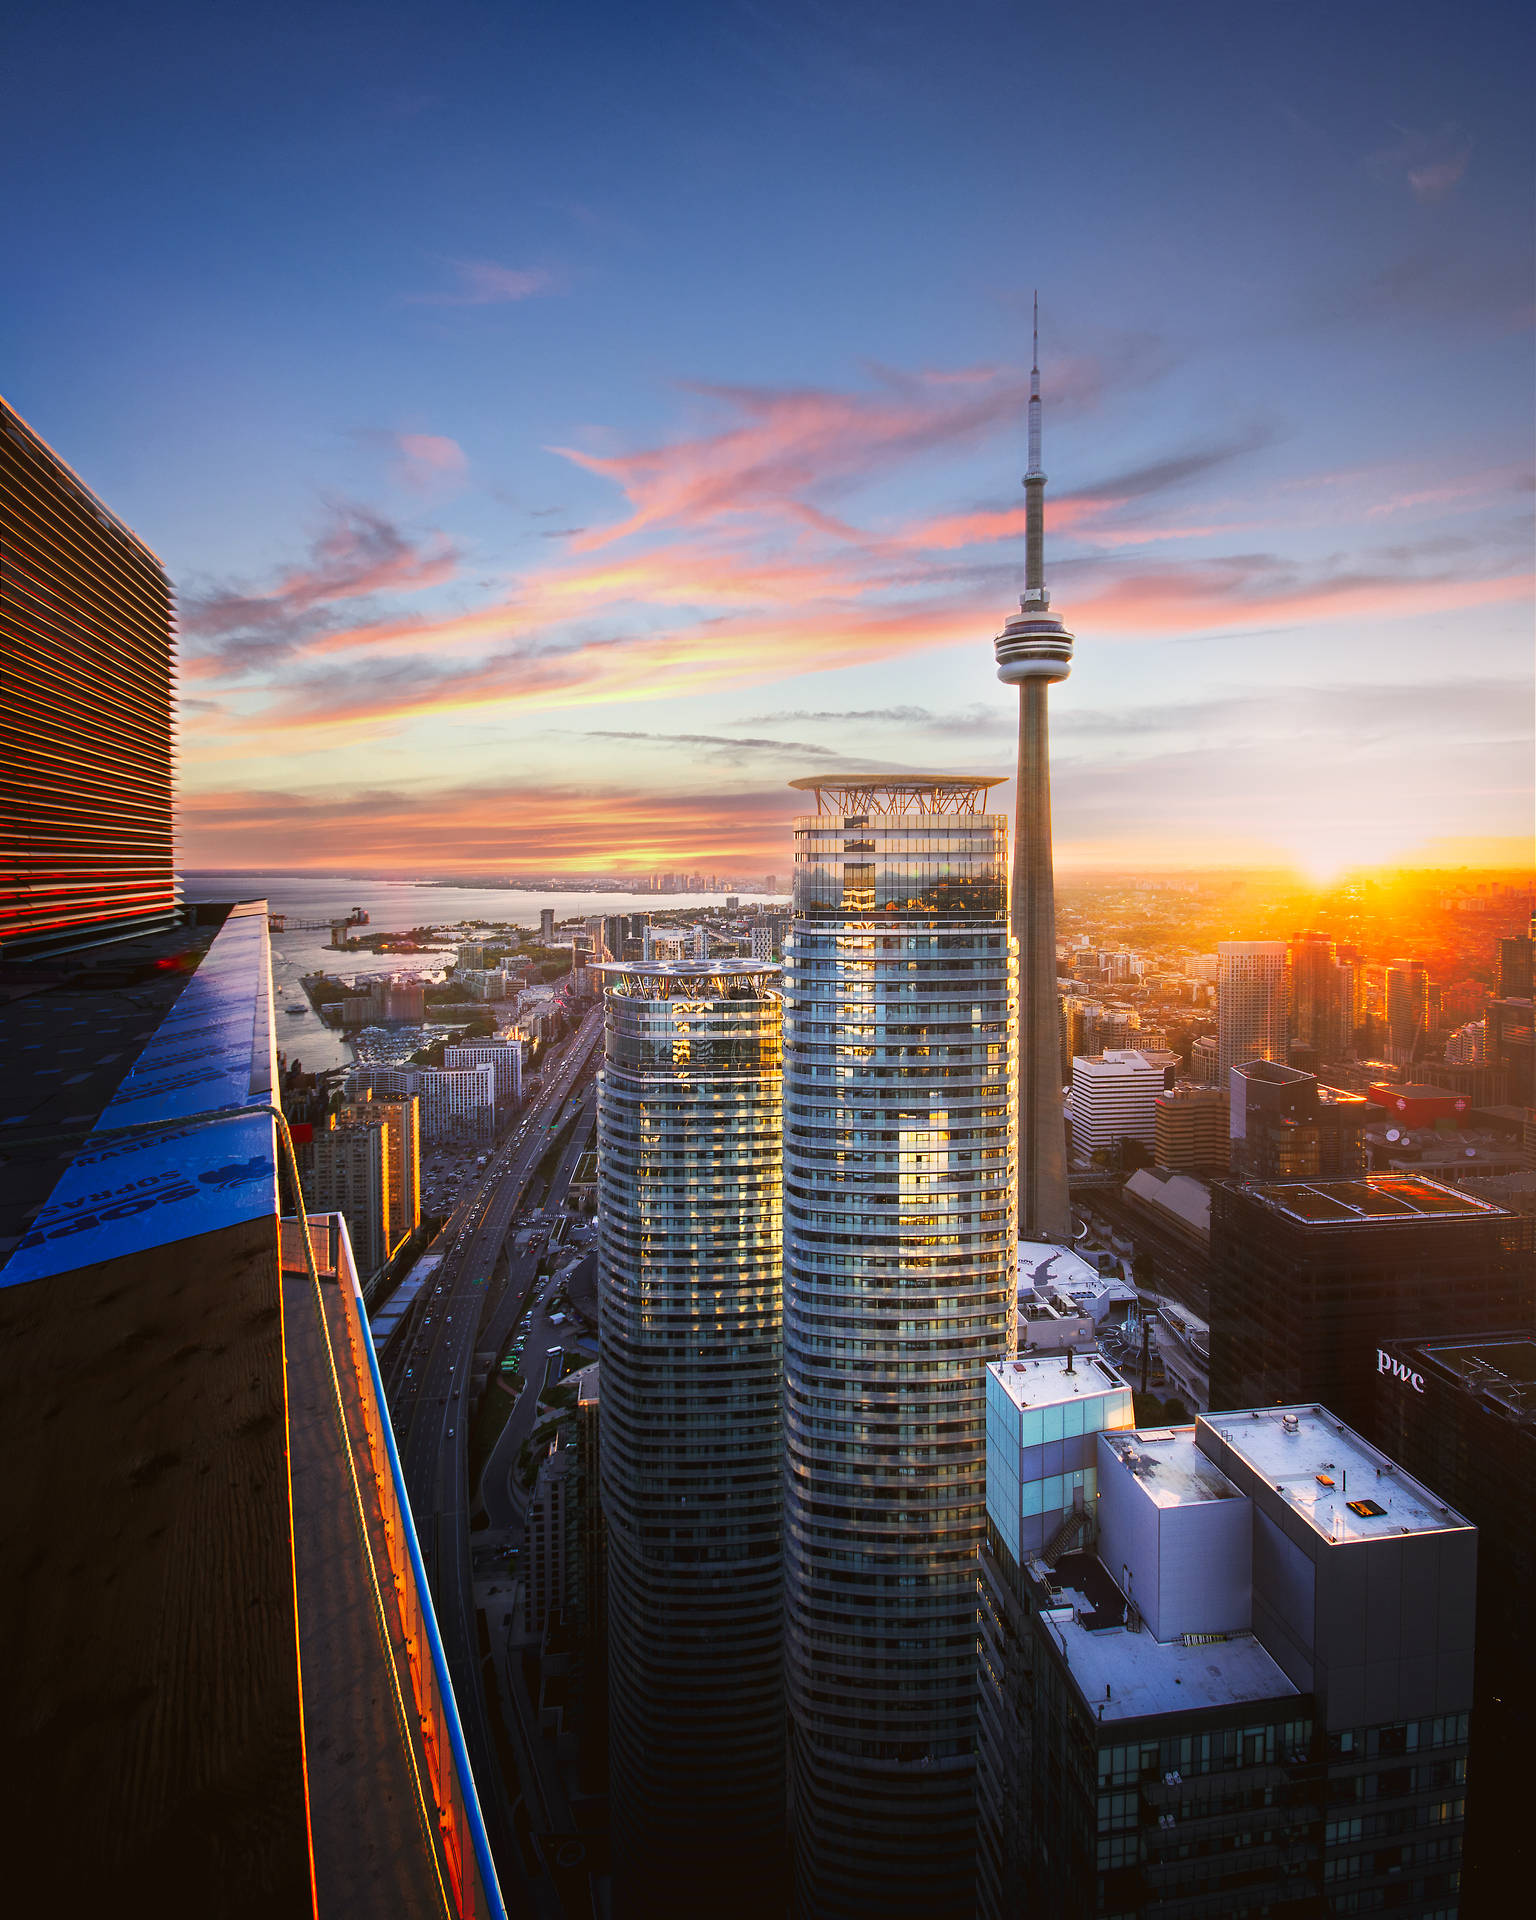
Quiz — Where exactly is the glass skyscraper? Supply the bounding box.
[596,958,785,1915]
[782,774,1017,1920]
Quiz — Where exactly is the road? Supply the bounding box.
[385,1005,604,1910]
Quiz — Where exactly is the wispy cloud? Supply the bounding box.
[549,365,1059,549]
[580,728,848,761]
[406,259,561,306]
[181,358,1532,753]
[182,502,460,676]
[1368,123,1473,204]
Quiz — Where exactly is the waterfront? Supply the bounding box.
[183,873,788,1075]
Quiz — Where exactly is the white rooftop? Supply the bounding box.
[1018,1239,1102,1291]
[990,1351,1131,1413]
[1042,1611,1298,1722]
[1200,1406,1473,1545]
[1073,1049,1168,1075]
[1100,1428,1244,1509]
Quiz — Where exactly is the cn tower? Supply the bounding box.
[994,297,1073,1244]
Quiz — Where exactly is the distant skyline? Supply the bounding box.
[3,2,1531,877]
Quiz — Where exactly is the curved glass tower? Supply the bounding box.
[782,777,1017,1920]
[596,959,785,1915]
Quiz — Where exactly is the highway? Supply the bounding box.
[385,1004,604,1909]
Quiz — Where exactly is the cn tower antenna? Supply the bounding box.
[993,297,1075,1246]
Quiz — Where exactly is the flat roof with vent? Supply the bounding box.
[1199,1406,1473,1545]
[989,1350,1131,1411]
[1246,1174,1508,1225]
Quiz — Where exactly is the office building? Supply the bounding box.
[1069,1049,1170,1161]
[1229,1059,1371,1179]
[596,958,785,1914]
[1209,1173,1535,1434]
[1498,923,1533,1000]
[782,772,1016,1920]
[1,394,177,955]
[1190,1033,1219,1084]
[381,976,426,1021]
[993,298,1072,1243]
[980,1395,1474,1920]
[299,1108,391,1277]
[522,1432,577,1637]
[1374,1330,1535,1903]
[539,907,555,942]
[443,1035,524,1110]
[0,902,502,1915]
[1288,931,1353,1059]
[347,1061,498,1143]
[298,1094,420,1281]
[1216,941,1287,1081]
[1386,956,1431,1066]
[1152,1084,1229,1174]
[1484,925,1534,1105]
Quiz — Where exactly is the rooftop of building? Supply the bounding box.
[989,1349,1131,1412]
[1199,1406,1474,1544]
[1232,1059,1313,1087]
[1073,1049,1168,1074]
[787,772,1006,816]
[279,1215,484,1916]
[1017,1240,1137,1319]
[1018,1238,1105,1292]
[0,904,278,1285]
[1239,1172,1510,1225]
[1101,1427,1244,1508]
[1396,1332,1536,1425]
[1369,1082,1475,1101]
[1040,1579,1298,1724]
[1124,1166,1213,1234]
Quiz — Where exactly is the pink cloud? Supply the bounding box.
[393,433,464,480]
[407,260,560,306]
[549,368,1052,549]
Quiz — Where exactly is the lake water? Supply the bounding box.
[181,872,789,1076]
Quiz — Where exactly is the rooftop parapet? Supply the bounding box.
[1199,1404,1474,1545]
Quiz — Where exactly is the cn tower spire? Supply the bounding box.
[994,298,1074,1246]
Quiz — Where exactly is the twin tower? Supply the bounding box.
[596,311,1073,1919]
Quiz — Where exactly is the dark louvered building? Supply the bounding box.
[1,394,176,956]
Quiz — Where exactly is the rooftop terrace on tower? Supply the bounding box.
[789,772,1009,922]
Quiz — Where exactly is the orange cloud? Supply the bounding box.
[178,779,798,871]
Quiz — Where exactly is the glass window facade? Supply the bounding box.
[596,963,785,1908]
[1,396,177,955]
[782,789,1017,1920]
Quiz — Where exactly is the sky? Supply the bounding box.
[3,0,1532,880]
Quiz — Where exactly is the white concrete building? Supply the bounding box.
[442,1036,524,1109]
[346,1062,497,1143]
[1069,1048,1169,1159]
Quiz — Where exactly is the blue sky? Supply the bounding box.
[3,0,1531,874]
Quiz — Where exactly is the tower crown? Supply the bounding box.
[995,295,1074,685]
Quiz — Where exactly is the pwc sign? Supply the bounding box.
[1378,1349,1425,1394]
